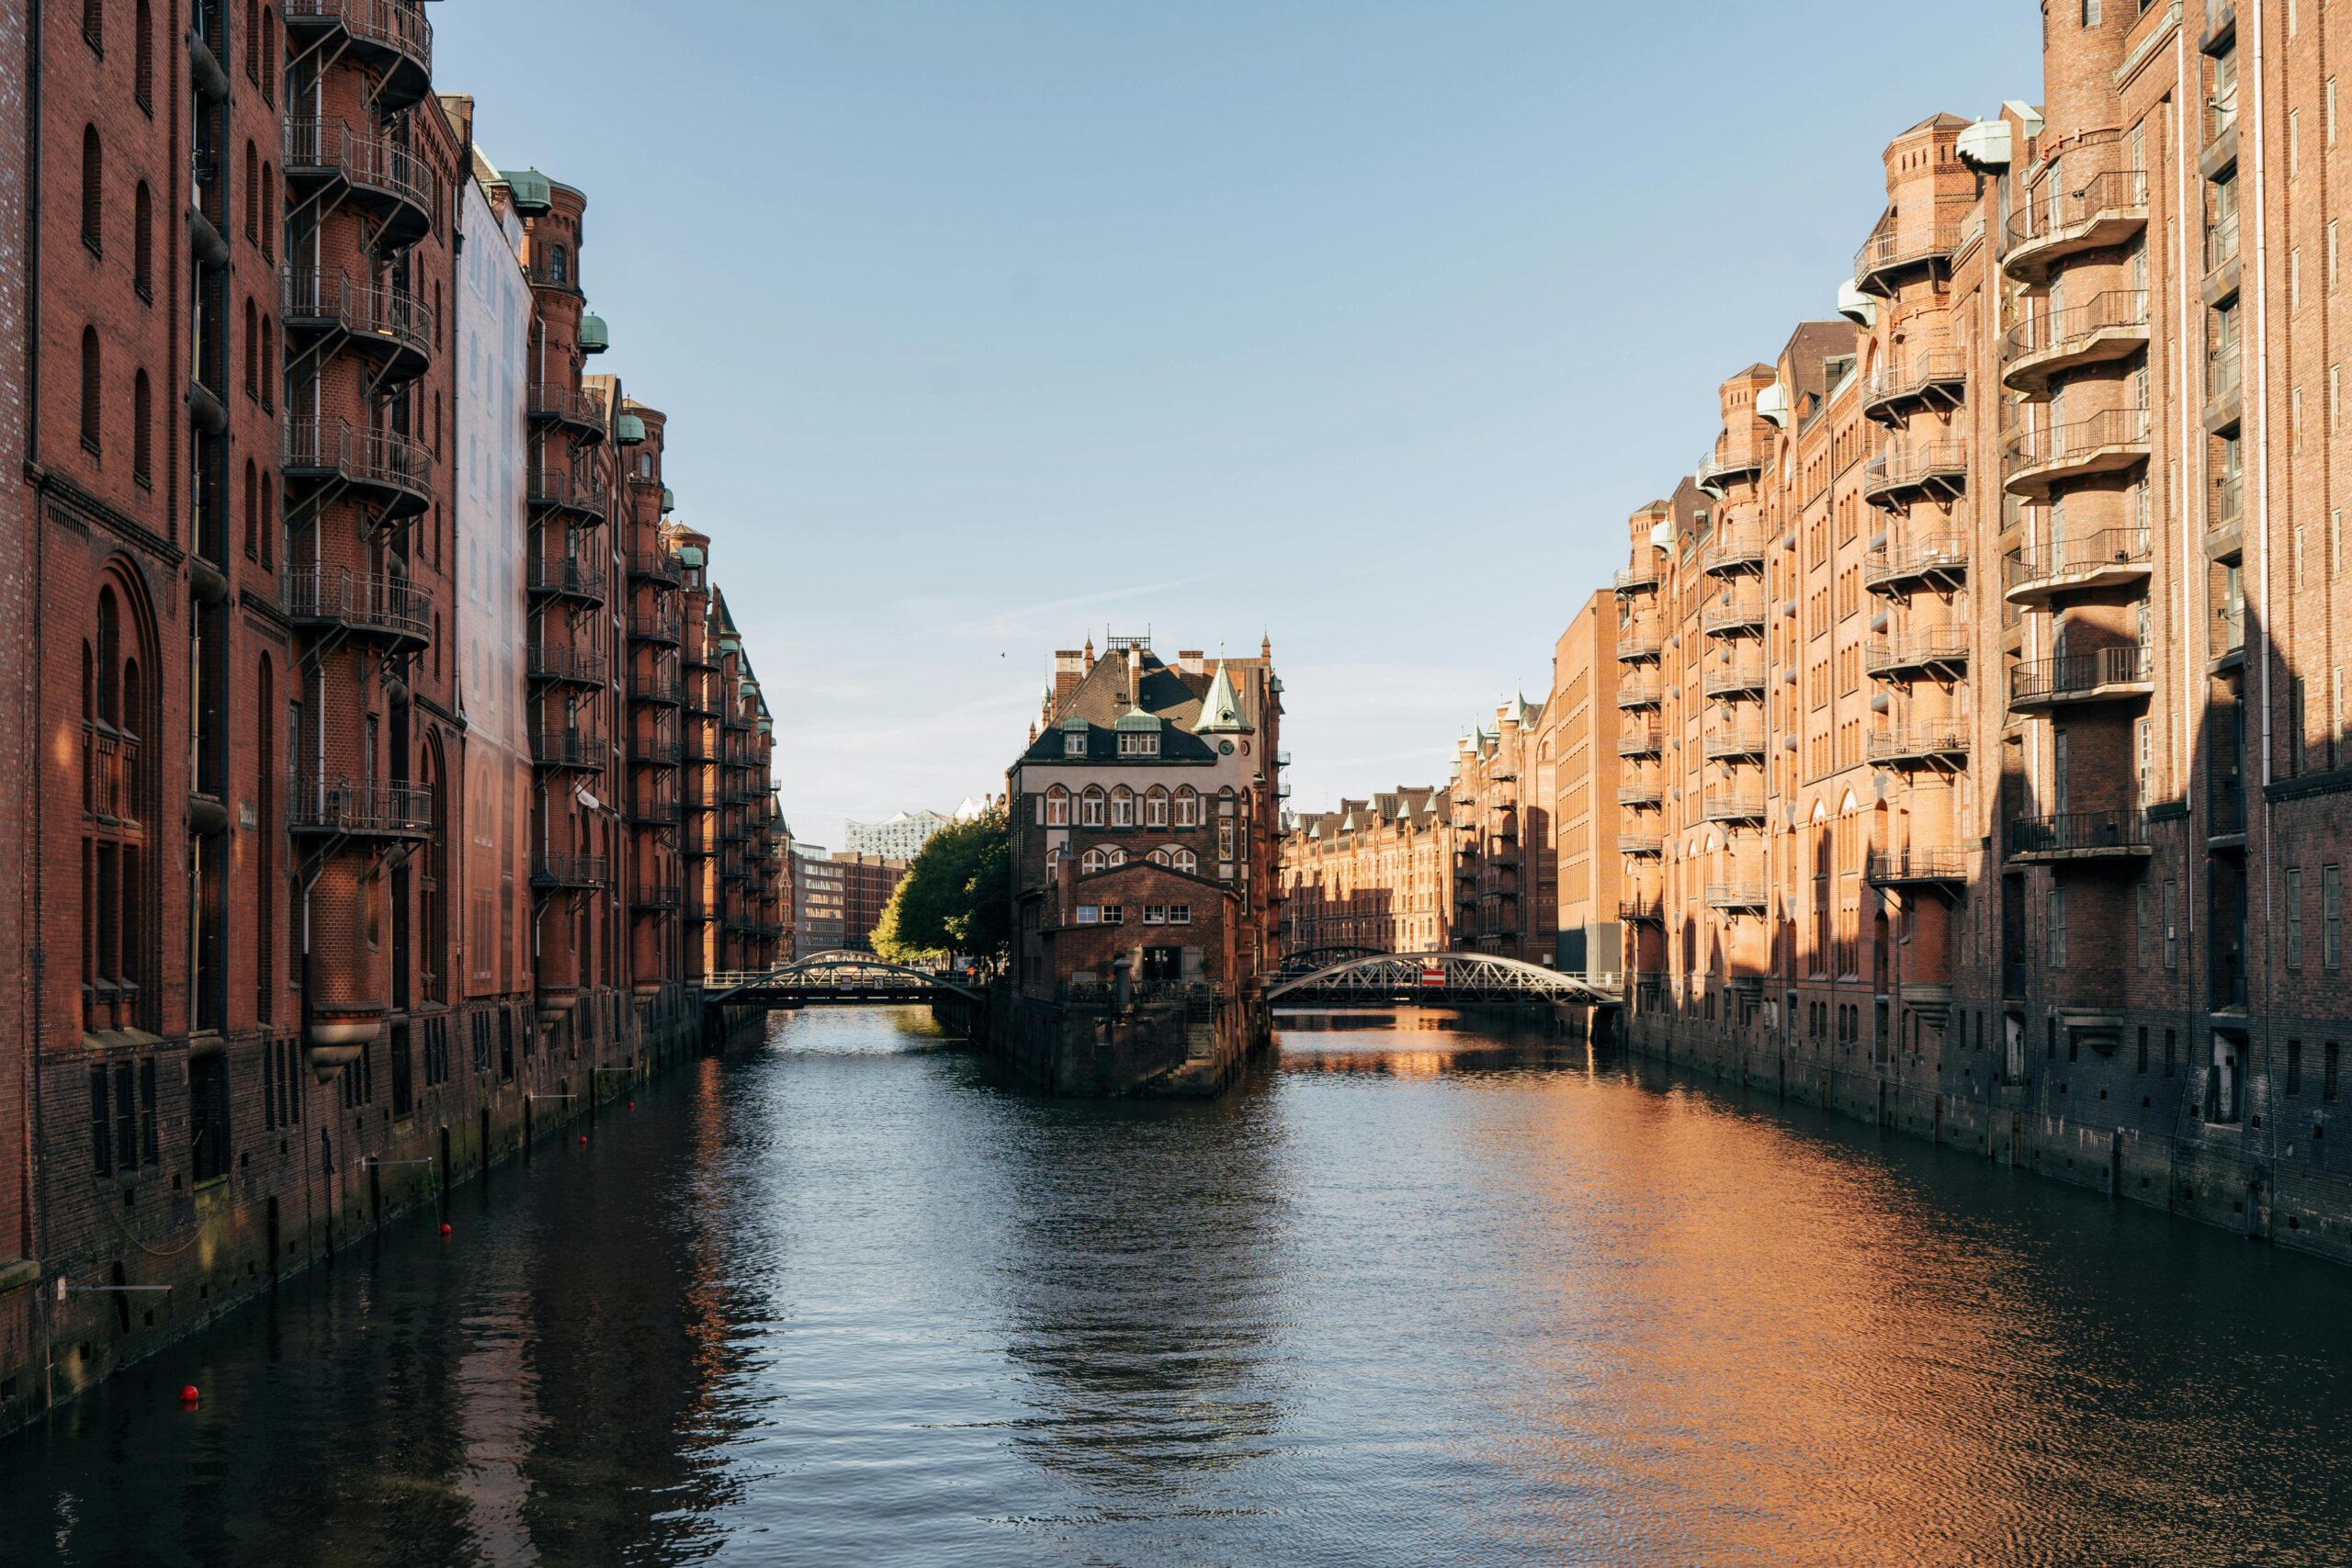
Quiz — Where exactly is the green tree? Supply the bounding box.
[872,810,1012,971]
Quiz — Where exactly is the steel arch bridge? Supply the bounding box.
[1263,951,1621,1009]
[704,954,986,1006]
[1276,944,1394,977]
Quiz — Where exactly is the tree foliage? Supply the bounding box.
[870,810,1012,969]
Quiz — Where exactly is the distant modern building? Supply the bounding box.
[845,809,953,861]
[787,847,907,956]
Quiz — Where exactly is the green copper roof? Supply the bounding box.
[660,486,676,513]
[615,413,647,445]
[578,313,610,354]
[1059,713,1090,732]
[675,545,705,568]
[1114,707,1163,732]
[1193,661,1250,734]
[498,167,553,214]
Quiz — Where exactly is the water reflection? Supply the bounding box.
[6,1008,2352,1566]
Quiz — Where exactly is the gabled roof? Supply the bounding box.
[1194,661,1250,734]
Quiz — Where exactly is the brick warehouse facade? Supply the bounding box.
[0,2,788,1433]
[1294,2,2352,1263]
[1006,637,1283,1093]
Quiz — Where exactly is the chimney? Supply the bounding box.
[1053,649,1083,707]
[1082,637,1095,673]
[1177,649,1204,678]
[1125,646,1140,707]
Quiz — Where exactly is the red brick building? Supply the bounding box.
[0,3,787,1434]
[1006,637,1283,1091]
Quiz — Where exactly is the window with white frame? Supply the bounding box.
[1077,905,1102,924]
[1145,788,1169,827]
[1045,786,1069,826]
[1118,732,1158,757]
[1082,848,1109,874]
[1111,787,1135,828]
[1144,904,1168,924]
[1080,787,1105,827]
[1169,904,1192,924]
[1099,905,1124,925]
[1064,730,1087,758]
[1174,787,1199,827]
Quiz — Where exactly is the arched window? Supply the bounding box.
[1044,784,1070,826]
[1167,847,1197,874]
[1081,848,1108,874]
[81,127,101,254]
[551,243,569,284]
[1144,786,1169,827]
[1102,846,1125,868]
[243,141,257,240]
[259,472,275,566]
[243,459,258,557]
[260,316,275,410]
[132,182,152,297]
[1110,786,1135,828]
[133,1,153,108]
[243,0,258,78]
[79,327,100,453]
[1173,786,1199,827]
[261,10,276,103]
[131,370,151,485]
[95,588,120,727]
[260,164,275,260]
[1080,787,1104,828]
[1148,847,1172,866]
[81,0,99,51]
[243,299,257,398]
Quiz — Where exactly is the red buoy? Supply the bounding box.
[628,1100,635,1111]
[440,1223,452,1236]
[178,1384,199,1405]
[578,1134,588,1146]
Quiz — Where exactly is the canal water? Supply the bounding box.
[8,1007,2352,1566]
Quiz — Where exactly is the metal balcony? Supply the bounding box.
[1702,793,1766,825]
[530,730,606,773]
[1615,782,1663,808]
[282,419,430,520]
[528,466,611,520]
[1861,441,1969,507]
[1864,535,1969,596]
[2009,645,2154,710]
[527,383,609,443]
[1615,676,1663,709]
[1614,561,1661,593]
[282,568,431,649]
[526,645,606,687]
[284,0,434,110]
[1865,630,1970,680]
[631,796,683,827]
[1704,882,1768,911]
[2008,809,2153,863]
[1701,531,1768,576]
[2002,289,2151,392]
[629,548,684,586]
[280,117,435,246]
[1618,835,1664,857]
[2003,406,2150,495]
[2003,166,2148,282]
[1866,725,1971,769]
[2004,525,2153,604]
[1860,351,1968,424]
[1854,218,1967,296]
[289,778,433,839]
[631,883,684,911]
[1617,635,1663,663]
[1703,728,1766,761]
[630,669,682,705]
[1865,849,1970,887]
[1702,592,1766,637]
[629,609,684,647]
[1616,728,1662,758]
[1697,438,1769,495]
[1619,897,1665,924]
[525,557,606,605]
[280,270,432,385]
[531,852,608,890]
[1704,660,1766,697]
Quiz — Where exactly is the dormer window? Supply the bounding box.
[1064,732,1086,757]
[1118,732,1158,757]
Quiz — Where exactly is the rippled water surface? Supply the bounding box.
[10,1007,2352,1566]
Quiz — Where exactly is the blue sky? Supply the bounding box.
[439,1,2041,847]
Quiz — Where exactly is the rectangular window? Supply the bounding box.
[190,1054,230,1183]
[2289,1040,2305,1097]
[2294,247,2304,310]
[1143,904,1167,925]
[2290,868,2306,967]
[1076,905,1101,925]
[2296,525,2308,589]
[2046,887,2066,967]
[2165,880,2179,968]
[2291,109,2302,176]
[2329,76,2337,143]
[89,1066,110,1177]
[1100,905,1124,925]
[2137,1026,2149,1075]
[2136,885,2150,967]
[113,1060,135,1175]
[2328,1042,2342,1101]
[2332,221,2341,291]
[2327,865,2343,968]
[139,1057,157,1166]
[1170,904,1192,924]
